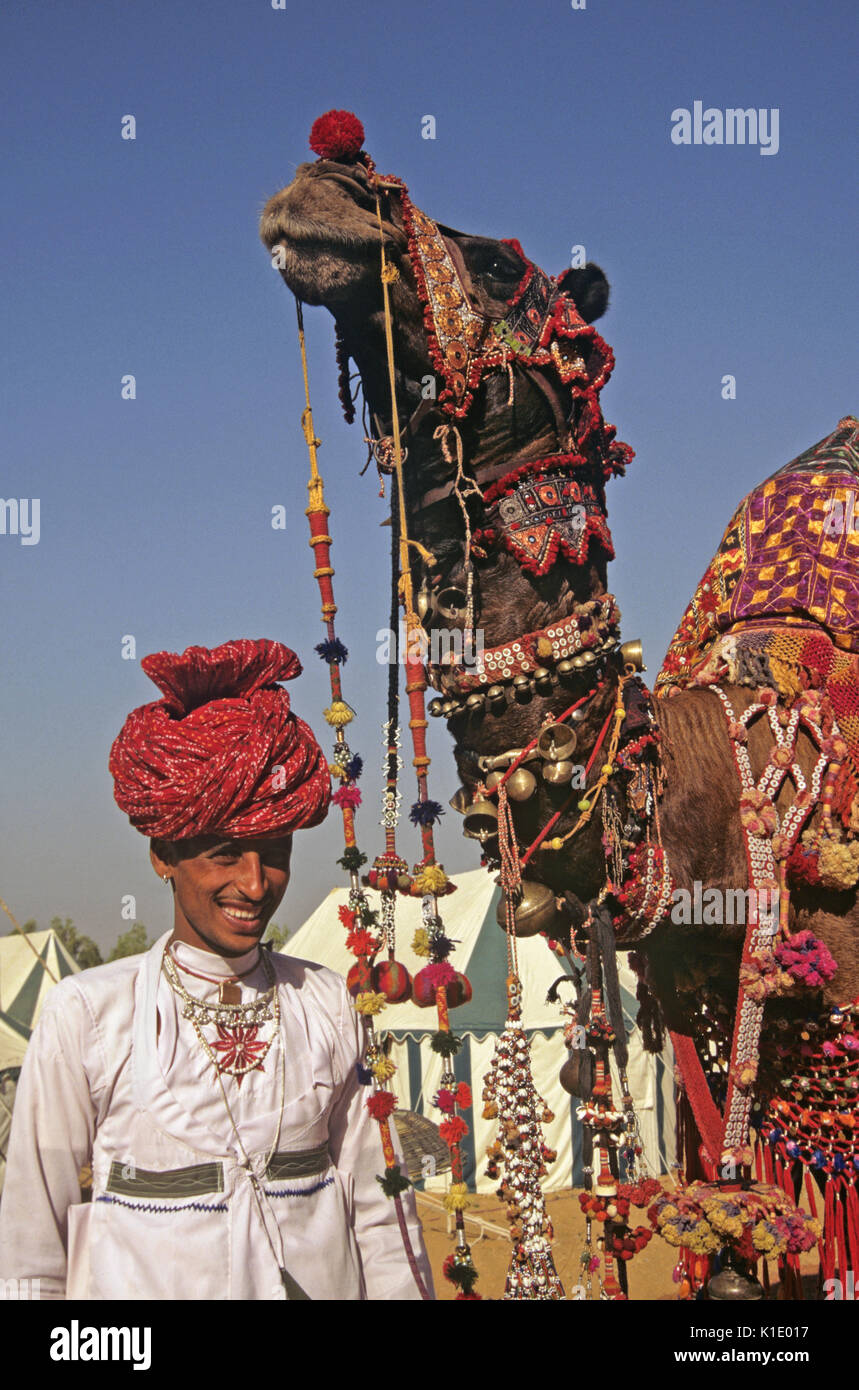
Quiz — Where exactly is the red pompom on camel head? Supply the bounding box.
[309,110,365,163]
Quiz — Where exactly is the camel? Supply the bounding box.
[260,127,858,1290]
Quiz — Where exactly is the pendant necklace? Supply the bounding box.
[163,948,279,1083]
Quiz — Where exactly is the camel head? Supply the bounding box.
[260,116,634,913]
[260,120,613,480]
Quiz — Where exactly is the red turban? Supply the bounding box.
[109,638,331,840]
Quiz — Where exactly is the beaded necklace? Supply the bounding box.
[162,949,279,1083]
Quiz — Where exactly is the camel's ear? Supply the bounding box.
[555,264,610,323]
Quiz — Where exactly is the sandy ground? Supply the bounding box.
[418,1188,820,1301]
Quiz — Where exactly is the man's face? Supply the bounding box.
[150,834,293,957]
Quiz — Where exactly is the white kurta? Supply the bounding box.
[0,932,434,1301]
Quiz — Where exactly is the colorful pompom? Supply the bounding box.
[324,700,355,729]
[376,1164,411,1197]
[442,1182,472,1213]
[409,799,445,826]
[430,1029,463,1058]
[367,1090,397,1120]
[337,847,367,871]
[353,991,388,1016]
[439,1116,468,1145]
[332,784,362,809]
[411,863,449,895]
[315,638,349,665]
[309,109,366,162]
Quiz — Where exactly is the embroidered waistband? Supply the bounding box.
[106,1160,225,1198]
[104,1144,331,1199]
[265,1143,331,1181]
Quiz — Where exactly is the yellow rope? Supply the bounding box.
[295,299,327,515]
[374,193,421,638]
[542,677,629,852]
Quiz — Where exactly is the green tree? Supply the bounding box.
[9,917,103,970]
[48,917,103,970]
[109,923,153,960]
[263,922,289,951]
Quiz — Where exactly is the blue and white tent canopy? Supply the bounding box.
[285,870,676,1192]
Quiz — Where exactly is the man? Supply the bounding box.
[0,638,434,1300]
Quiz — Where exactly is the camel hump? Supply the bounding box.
[769,414,859,482]
[657,415,859,699]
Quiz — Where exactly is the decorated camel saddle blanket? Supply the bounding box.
[657,416,859,876]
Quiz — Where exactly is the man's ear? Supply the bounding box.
[150,838,176,878]
[555,264,610,323]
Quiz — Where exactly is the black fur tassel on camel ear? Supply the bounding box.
[555,264,610,323]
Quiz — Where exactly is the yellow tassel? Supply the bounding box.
[412,864,448,895]
[411,928,433,958]
[353,991,388,1016]
[443,1183,472,1213]
[371,1056,397,1082]
[324,701,354,728]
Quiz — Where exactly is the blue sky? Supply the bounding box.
[1,0,856,952]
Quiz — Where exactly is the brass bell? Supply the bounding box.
[437,587,468,621]
[416,580,437,623]
[571,653,588,669]
[542,760,575,785]
[556,659,576,677]
[449,786,471,814]
[486,684,506,703]
[513,674,533,700]
[465,692,485,713]
[496,878,558,937]
[533,667,552,693]
[462,798,499,841]
[441,700,457,717]
[620,637,645,671]
[506,768,537,801]
[428,698,445,718]
[485,770,505,791]
[537,722,577,762]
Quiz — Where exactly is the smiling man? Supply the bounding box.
[0,638,433,1301]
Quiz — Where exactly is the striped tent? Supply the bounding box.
[0,928,80,1190]
[0,929,79,1071]
[285,870,676,1192]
